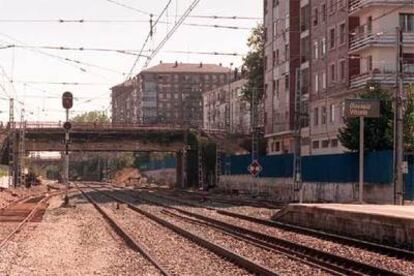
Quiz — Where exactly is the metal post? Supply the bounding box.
[293,68,303,203]
[394,26,404,205]
[8,98,15,187]
[63,109,69,203]
[359,116,364,204]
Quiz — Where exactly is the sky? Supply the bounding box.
[0,0,262,123]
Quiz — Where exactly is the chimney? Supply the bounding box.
[174,61,178,68]
[199,62,203,68]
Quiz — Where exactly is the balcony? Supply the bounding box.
[350,68,414,89]
[349,0,412,15]
[349,32,414,53]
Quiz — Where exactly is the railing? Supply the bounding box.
[349,0,412,14]
[350,32,414,52]
[350,71,414,89]
[13,121,186,130]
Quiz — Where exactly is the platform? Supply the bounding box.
[273,204,414,249]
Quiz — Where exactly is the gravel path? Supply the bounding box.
[0,192,161,276]
[136,191,414,275]
[89,191,251,276]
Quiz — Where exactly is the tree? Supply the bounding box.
[404,85,414,152]
[71,111,109,123]
[338,84,393,151]
[241,24,264,103]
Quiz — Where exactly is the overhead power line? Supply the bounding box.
[127,0,172,78]
[143,0,202,68]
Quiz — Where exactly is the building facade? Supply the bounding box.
[264,0,301,154]
[111,62,231,128]
[203,78,251,135]
[265,0,414,155]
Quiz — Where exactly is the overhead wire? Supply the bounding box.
[127,0,173,78]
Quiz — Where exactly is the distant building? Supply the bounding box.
[203,78,251,135]
[111,62,231,128]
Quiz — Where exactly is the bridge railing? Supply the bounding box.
[14,121,186,130]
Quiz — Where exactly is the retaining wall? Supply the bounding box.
[218,175,393,204]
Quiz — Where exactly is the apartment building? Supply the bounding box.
[203,78,251,135]
[264,0,301,154]
[111,62,231,127]
[265,0,414,155]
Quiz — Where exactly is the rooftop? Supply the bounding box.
[141,62,231,74]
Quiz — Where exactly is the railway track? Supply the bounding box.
[89,183,407,276]
[77,183,278,275]
[0,194,50,250]
[138,187,414,260]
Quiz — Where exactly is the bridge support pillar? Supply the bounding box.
[176,150,186,189]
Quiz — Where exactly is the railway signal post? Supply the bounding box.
[62,91,73,205]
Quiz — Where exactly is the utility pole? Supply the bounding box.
[8,98,16,187]
[394,26,404,205]
[18,108,26,186]
[293,68,303,203]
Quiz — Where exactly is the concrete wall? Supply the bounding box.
[218,175,393,204]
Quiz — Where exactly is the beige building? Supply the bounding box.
[203,78,251,135]
[112,62,231,128]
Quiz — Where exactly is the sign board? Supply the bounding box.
[63,121,72,130]
[402,161,409,174]
[248,160,262,177]
[344,99,380,118]
[62,91,73,109]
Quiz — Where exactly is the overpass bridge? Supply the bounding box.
[0,122,191,187]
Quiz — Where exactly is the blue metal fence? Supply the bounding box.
[139,156,177,171]
[224,151,394,184]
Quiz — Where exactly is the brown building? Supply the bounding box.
[264,0,414,155]
[111,62,231,128]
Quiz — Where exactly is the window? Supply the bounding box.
[273,80,276,95]
[285,75,289,90]
[331,139,339,148]
[322,71,327,89]
[321,38,326,56]
[321,106,327,125]
[400,14,414,32]
[312,140,320,149]
[340,60,346,80]
[314,40,319,59]
[272,51,276,66]
[264,0,268,14]
[321,4,327,22]
[314,74,319,93]
[367,16,373,33]
[273,0,279,8]
[330,104,335,122]
[339,23,346,44]
[276,50,280,64]
[330,63,336,81]
[313,107,319,126]
[322,140,330,148]
[313,8,319,26]
[264,56,268,71]
[276,79,280,96]
[284,44,289,61]
[275,141,281,152]
[367,55,373,71]
[329,28,335,49]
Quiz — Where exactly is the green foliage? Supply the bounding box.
[71,111,109,123]
[241,24,264,104]
[404,85,414,152]
[338,84,394,152]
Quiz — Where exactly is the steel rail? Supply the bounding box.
[0,195,48,250]
[140,188,414,260]
[76,186,171,276]
[85,185,279,276]
[124,190,403,276]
